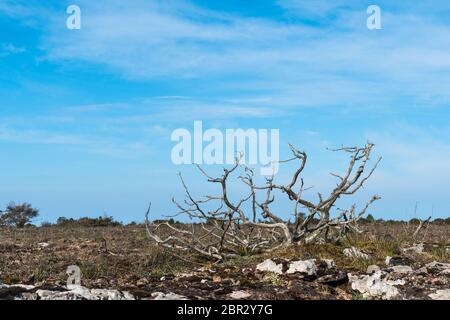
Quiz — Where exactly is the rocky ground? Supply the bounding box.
[0,224,449,300]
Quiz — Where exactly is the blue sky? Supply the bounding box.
[0,0,449,223]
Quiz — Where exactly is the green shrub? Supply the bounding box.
[366,214,375,223]
[0,202,39,228]
[56,215,122,227]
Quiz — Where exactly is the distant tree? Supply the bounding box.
[56,217,72,226]
[432,218,445,225]
[0,202,39,228]
[366,214,375,223]
[55,215,121,227]
[153,218,177,225]
[41,221,53,227]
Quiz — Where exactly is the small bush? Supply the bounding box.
[40,221,53,227]
[56,215,122,227]
[366,214,375,223]
[153,218,178,225]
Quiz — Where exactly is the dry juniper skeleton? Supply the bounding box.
[145,143,382,261]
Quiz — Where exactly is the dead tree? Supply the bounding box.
[146,143,381,261]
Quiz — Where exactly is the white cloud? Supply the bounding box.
[0,43,26,57]
[4,0,438,111]
[61,96,289,124]
[0,125,83,145]
[2,0,450,110]
[0,124,153,158]
[276,0,358,18]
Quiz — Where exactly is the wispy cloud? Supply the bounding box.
[0,94,286,158]
[0,43,26,56]
[2,0,450,219]
[0,124,153,158]
[62,96,289,122]
[2,0,445,110]
[0,125,84,145]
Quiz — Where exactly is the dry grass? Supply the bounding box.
[0,222,448,288]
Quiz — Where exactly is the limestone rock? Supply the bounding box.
[256,259,283,275]
[286,259,317,276]
[385,256,392,266]
[36,286,135,300]
[322,259,336,269]
[229,290,252,299]
[348,271,404,300]
[366,265,381,274]
[1,284,134,300]
[401,243,424,254]
[388,265,413,274]
[343,247,370,260]
[429,289,450,300]
[151,292,187,300]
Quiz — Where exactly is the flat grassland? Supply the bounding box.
[0,222,448,300]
